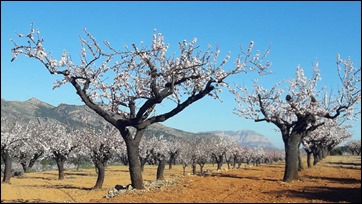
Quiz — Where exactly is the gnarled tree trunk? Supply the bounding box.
[283,132,303,182]
[123,129,144,189]
[156,157,166,180]
[93,161,105,189]
[55,155,66,180]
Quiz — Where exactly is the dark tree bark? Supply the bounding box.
[191,156,197,175]
[168,150,179,170]
[305,150,312,168]
[156,157,166,180]
[55,154,66,180]
[298,148,304,171]
[20,160,28,173]
[123,129,144,189]
[93,161,105,189]
[212,154,224,171]
[192,163,197,175]
[28,152,43,170]
[313,148,320,166]
[199,163,205,174]
[2,151,12,183]
[283,132,303,182]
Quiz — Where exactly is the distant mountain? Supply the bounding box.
[1,98,277,149]
[203,130,277,150]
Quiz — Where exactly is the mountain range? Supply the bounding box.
[1,98,278,149]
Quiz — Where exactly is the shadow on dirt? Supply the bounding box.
[326,161,361,166]
[304,175,361,185]
[271,186,361,203]
[209,173,280,181]
[65,172,95,177]
[106,169,129,173]
[25,184,93,191]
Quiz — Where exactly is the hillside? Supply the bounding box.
[1,98,277,149]
[203,130,276,149]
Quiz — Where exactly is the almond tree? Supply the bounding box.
[166,137,182,170]
[191,137,211,174]
[77,124,124,189]
[36,121,79,180]
[1,118,32,183]
[209,135,235,170]
[177,141,193,175]
[15,119,53,173]
[138,134,156,171]
[149,135,170,180]
[16,135,45,173]
[345,140,361,155]
[232,56,360,182]
[303,119,353,167]
[10,23,270,189]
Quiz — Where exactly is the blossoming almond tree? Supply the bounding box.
[345,139,361,155]
[35,121,79,180]
[10,23,270,189]
[231,56,360,182]
[302,119,353,167]
[1,118,33,183]
[77,123,124,189]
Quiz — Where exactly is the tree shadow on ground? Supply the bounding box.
[17,176,53,181]
[304,175,361,184]
[25,184,93,191]
[326,161,361,166]
[106,169,129,173]
[209,173,280,181]
[65,172,95,177]
[270,186,361,203]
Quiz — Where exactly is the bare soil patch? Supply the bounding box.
[1,155,360,203]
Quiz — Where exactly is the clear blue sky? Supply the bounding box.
[1,1,361,148]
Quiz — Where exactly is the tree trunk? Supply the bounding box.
[298,149,304,171]
[313,150,320,165]
[192,163,197,175]
[20,160,28,173]
[55,156,66,180]
[2,151,12,183]
[306,151,312,167]
[28,152,43,170]
[140,156,148,172]
[217,155,223,170]
[322,146,328,159]
[156,157,166,180]
[283,132,302,182]
[182,164,187,175]
[199,164,204,174]
[93,161,105,189]
[126,138,144,189]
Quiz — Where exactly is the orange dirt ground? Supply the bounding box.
[1,155,361,203]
